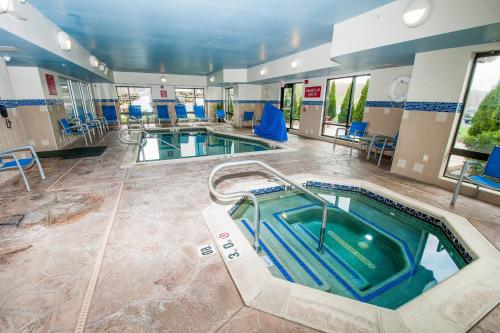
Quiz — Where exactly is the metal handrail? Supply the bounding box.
[118,128,181,151]
[208,160,329,253]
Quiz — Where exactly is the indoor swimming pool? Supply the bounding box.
[137,128,278,162]
[229,182,471,309]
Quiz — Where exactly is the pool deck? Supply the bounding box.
[0,124,499,332]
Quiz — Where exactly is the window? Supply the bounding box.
[225,88,234,121]
[280,83,303,130]
[174,88,204,113]
[58,77,75,118]
[445,51,500,178]
[322,75,370,137]
[116,86,153,123]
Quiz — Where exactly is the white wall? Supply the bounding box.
[7,67,45,99]
[235,84,261,100]
[331,0,500,58]
[367,66,413,101]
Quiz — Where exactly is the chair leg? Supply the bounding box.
[30,147,46,180]
[451,161,469,205]
[333,136,337,151]
[13,155,30,192]
[377,139,388,167]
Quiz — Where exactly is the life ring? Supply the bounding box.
[389,75,411,103]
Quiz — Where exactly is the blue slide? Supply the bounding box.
[254,103,288,142]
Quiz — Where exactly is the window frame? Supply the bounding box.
[320,74,370,138]
[446,50,500,169]
[174,87,205,114]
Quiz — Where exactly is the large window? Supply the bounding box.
[58,77,95,120]
[174,88,204,113]
[322,75,370,137]
[225,88,234,121]
[116,86,153,123]
[280,83,303,130]
[445,51,500,178]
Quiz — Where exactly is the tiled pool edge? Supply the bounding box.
[202,175,500,333]
[119,125,295,168]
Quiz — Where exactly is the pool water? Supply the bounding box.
[137,129,273,162]
[231,188,468,309]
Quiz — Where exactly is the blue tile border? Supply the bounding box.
[366,100,464,113]
[95,98,118,103]
[207,99,224,103]
[302,100,323,106]
[228,181,473,264]
[152,99,176,103]
[1,99,65,107]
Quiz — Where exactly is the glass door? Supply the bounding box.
[69,80,85,120]
[225,88,234,121]
[80,83,95,117]
[280,83,303,130]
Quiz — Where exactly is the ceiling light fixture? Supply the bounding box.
[260,67,266,76]
[99,62,106,71]
[402,0,431,28]
[3,55,11,62]
[57,31,72,51]
[209,76,215,82]
[89,55,99,67]
[291,59,298,69]
[0,0,8,13]
[160,75,167,83]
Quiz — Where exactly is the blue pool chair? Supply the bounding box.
[241,111,255,128]
[370,133,399,167]
[333,122,368,154]
[0,145,46,192]
[451,146,500,205]
[216,109,225,123]
[102,105,119,125]
[128,105,143,126]
[194,105,209,121]
[156,105,171,125]
[59,118,91,145]
[88,112,109,131]
[79,114,103,137]
[175,104,189,123]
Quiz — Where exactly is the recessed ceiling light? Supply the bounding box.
[291,59,298,69]
[160,75,167,83]
[209,76,215,82]
[57,31,72,51]
[402,0,431,28]
[260,67,266,76]
[3,55,11,62]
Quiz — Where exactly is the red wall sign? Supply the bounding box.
[45,74,57,96]
[160,89,168,98]
[304,86,321,98]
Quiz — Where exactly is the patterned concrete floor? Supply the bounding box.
[0,124,498,332]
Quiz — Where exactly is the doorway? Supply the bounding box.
[280,83,303,130]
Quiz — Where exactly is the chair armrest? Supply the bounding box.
[335,127,347,136]
[0,145,37,157]
[353,130,365,137]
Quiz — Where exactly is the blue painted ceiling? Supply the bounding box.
[29,0,392,75]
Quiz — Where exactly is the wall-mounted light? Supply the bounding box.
[104,67,109,75]
[0,0,28,20]
[291,59,298,69]
[99,62,106,71]
[89,55,99,67]
[0,0,9,13]
[2,55,11,62]
[402,0,431,28]
[209,76,215,82]
[57,31,72,51]
[260,67,266,76]
[160,75,167,83]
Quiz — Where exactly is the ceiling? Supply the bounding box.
[29,0,392,75]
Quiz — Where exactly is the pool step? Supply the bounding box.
[239,219,331,291]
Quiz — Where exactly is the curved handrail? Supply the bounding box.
[208,160,329,253]
[119,128,181,151]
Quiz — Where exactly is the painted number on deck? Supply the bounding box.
[218,232,240,261]
[199,244,215,257]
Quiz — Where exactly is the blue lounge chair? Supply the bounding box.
[175,104,189,123]
[79,114,103,137]
[59,118,91,145]
[102,105,119,125]
[333,122,368,155]
[370,133,399,167]
[241,111,255,128]
[88,112,109,131]
[194,105,209,121]
[216,109,225,123]
[128,105,143,126]
[0,145,46,192]
[156,105,171,125]
[451,146,500,205]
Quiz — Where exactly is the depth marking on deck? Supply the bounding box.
[74,171,127,333]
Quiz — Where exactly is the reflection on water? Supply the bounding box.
[138,130,270,161]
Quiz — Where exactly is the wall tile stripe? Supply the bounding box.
[207,99,224,103]
[366,100,464,112]
[152,99,176,103]
[95,98,118,103]
[0,99,65,108]
[302,101,323,106]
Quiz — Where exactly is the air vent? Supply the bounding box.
[0,46,22,52]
